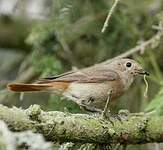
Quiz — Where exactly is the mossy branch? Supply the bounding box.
[0,104,163,145]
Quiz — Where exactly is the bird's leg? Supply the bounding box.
[101,90,123,124]
[101,90,112,119]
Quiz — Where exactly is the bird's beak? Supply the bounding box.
[138,69,149,76]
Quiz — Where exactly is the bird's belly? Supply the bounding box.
[63,82,123,109]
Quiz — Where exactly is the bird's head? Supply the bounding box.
[109,58,149,89]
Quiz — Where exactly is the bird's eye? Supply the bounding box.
[126,62,132,67]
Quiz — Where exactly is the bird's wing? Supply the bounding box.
[37,65,119,83]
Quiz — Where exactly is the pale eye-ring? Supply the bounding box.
[126,62,132,68]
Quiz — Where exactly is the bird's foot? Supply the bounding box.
[100,110,114,125]
[101,109,130,125]
[101,111,124,125]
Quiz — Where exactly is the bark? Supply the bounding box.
[0,104,163,145]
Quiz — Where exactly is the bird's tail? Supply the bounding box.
[7,82,69,92]
[7,83,52,92]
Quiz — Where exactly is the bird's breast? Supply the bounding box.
[63,80,124,106]
[109,79,124,99]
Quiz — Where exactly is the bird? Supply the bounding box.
[7,58,149,113]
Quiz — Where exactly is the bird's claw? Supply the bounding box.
[101,110,114,125]
[101,109,131,125]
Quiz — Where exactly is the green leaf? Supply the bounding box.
[146,88,163,116]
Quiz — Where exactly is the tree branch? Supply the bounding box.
[102,27,163,64]
[0,104,163,145]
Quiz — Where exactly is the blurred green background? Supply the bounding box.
[0,0,163,149]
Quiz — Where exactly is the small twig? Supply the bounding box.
[152,25,163,31]
[152,22,163,31]
[101,0,120,33]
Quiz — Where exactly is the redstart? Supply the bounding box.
[8,58,149,112]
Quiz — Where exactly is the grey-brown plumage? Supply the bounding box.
[8,58,149,111]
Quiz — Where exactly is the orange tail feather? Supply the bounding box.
[7,83,51,92]
[7,82,69,92]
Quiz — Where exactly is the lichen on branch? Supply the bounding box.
[0,104,163,145]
